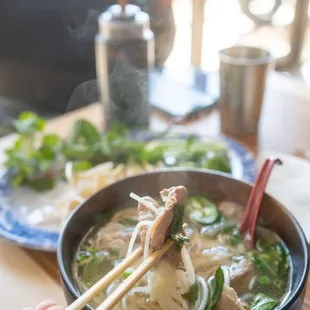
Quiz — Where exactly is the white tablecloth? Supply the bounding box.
[258,151,310,241]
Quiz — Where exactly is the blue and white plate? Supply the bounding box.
[0,134,256,252]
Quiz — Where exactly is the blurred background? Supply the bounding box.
[0,0,310,136]
[168,0,310,73]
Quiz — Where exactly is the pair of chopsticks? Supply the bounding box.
[239,157,282,248]
[66,239,174,310]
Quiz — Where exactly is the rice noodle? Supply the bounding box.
[248,275,258,290]
[143,223,153,260]
[222,266,231,286]
[122,296,128,310]
[123,286,150,310]
[126,220,152,258]
[128,286,150,295]
[65,161,74,184]
[181,247,196,285]
[256,239,264,252]
[197,276,209,310]
[129,193,160,215]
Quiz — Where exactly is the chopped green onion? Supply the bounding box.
[122,268,134,279]
[258,275,271,286]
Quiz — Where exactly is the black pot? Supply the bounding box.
[57,169,309,309]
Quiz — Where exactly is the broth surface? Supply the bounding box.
[72,196,291,309]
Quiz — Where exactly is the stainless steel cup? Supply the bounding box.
[218,46,274,136]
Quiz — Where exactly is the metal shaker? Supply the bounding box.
[96,4,155,130]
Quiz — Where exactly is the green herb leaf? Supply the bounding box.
[258,275,272,286]
[188,281,199,305]
[252,253,277,277]
[42,134,61,149]
[250,293,278,310]
[228,229,241,247]
[13,112,45,134]
[207,267,225,309]
[27,178,57,191]
[172,233,190,245]
[170,204,185,235]
[205,152,231,174]
[122,268,134,279]
[76,251,93,265]
[68,119,101,145]
[82,254,113,287]
[72,161,93,172]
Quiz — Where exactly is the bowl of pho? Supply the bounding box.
[58,169,309,310]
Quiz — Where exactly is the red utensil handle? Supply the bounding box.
[239,158,282,248]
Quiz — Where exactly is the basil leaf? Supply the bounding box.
[209,267,225,308]
[170,204,185,235]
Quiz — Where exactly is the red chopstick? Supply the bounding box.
[239,158,282,248]
[119,0,127,10]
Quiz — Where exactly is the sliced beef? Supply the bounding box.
[149,199,175,249]
[219,201,244,223]
[137,186,188,269]
[216,285,246,310]
[160,185,188,205]
[230,258,254,294]
[137,186,188,250]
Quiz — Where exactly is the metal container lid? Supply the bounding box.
[98,4,150,39]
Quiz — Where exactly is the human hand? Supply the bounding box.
[22,300,64,310]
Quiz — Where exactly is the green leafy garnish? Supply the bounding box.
[76,251,93,265]
[122,268,134,279]
[63,119,102,161]
[82,253,113,287]
[71,160,93,172]
[5,113,232,191]
[250,293,278,310]
[5,113,61,190]
[187,281,199,305]
[13,111,45,135]
[258,275,272,286]
[209,267,225,308]
[171,204,185,235]
[172,233,190,245]
[205,152,231,174]
[228,229,241,247]
[204,267,225,309]
[170,204,189,250]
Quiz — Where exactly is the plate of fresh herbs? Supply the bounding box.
[0,112,255,251]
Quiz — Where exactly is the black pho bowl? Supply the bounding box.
[57,169,309,310]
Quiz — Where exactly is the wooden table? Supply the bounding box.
[1,72,310,308]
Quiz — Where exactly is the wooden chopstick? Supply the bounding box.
[66,247,143,310]
[96,238,174,310]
